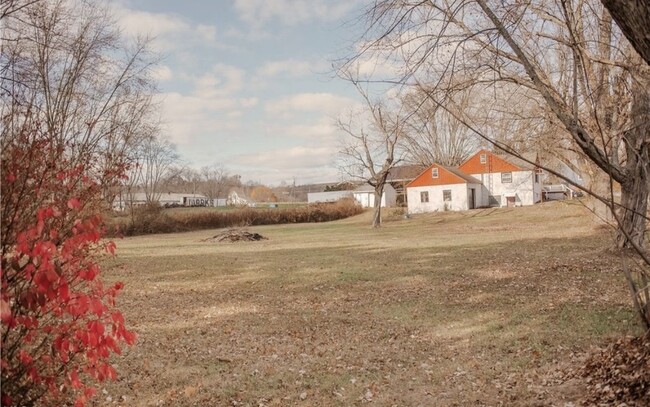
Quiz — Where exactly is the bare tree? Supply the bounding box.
[1,0,159,214]
[137,136,180,203]
[337,76,405,228]
[347,0,649,249]
[401,87,478,166]
[344,0,650,328]
[200,164,230,204]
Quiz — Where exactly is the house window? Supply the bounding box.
[420,191,429,203]
[534,173,539,183]
[443,190,452,201]
[501,172,512,183]
[431,168,439,178]
[480,154,487,164]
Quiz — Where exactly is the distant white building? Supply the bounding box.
[352,184,397,208]
[112,192,222,211]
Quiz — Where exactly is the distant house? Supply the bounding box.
[353,184,397,208]
[406,150,542,213]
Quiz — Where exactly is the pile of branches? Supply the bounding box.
[578,336,650,405]
[203,229,267,243]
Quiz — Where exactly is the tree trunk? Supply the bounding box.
[616,173,649,249]
[372,185,384,228]
[601,0,650,65]
[616,82,650,249]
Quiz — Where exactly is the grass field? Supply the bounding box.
[98,200,641,406]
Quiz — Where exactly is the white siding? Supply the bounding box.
[472,171,537,207]
[407,183,482,213]
[353,192,374,208]
[352,184,397,208]
[383,185,397,207]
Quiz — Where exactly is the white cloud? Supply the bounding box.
[236,146,336,169]
[257,59,327,78]
[282,121,339,139]
[151,65,173,81]
[265,93,357,116]
[239,97,259,108]
[192,64,246,99]
[154,91,254,145]
[233,0,360,26]
[196,24,217,42]
[230,145,341,184]
[112,4,220,50]
[117,9,189,38]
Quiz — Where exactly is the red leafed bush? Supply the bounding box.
[1,128,135,406]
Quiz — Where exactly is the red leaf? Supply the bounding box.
[19,350,33,366]
[69,370,82,389]
[67,198,81,210]
[0,299,12,324]
[105,241,116,255]
[90,298,104,317]
[1,393,13,406]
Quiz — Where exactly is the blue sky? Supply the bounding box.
[111,0,376,185]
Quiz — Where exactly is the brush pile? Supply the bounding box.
[203,229,267,243]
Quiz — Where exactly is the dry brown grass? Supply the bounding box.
[97,200,641,406]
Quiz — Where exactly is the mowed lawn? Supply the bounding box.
[98,201,641,406]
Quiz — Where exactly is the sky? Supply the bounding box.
[110,0,376,186]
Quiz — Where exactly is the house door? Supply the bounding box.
[506,196,516,207]
[469,189,475,209]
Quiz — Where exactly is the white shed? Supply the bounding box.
[352,184,397,208]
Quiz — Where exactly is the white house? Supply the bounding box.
[458,150,542,207]
[406,150,541,213]
[406,165,483,213]
[352,184,397,208]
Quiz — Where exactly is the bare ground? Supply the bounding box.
[96,201,642,406]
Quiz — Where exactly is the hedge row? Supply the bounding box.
[108,199,364,236]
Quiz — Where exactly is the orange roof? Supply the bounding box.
[407,164,479,187]
[459,149,522,174]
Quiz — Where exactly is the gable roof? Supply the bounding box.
[386,164,428,182]
[407,164,481,188]
[446,166,482,183]
[353,184,396,193]
[494,151,538,170]
[459,149,525,174]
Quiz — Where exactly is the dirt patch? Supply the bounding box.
[202,229,268,243]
